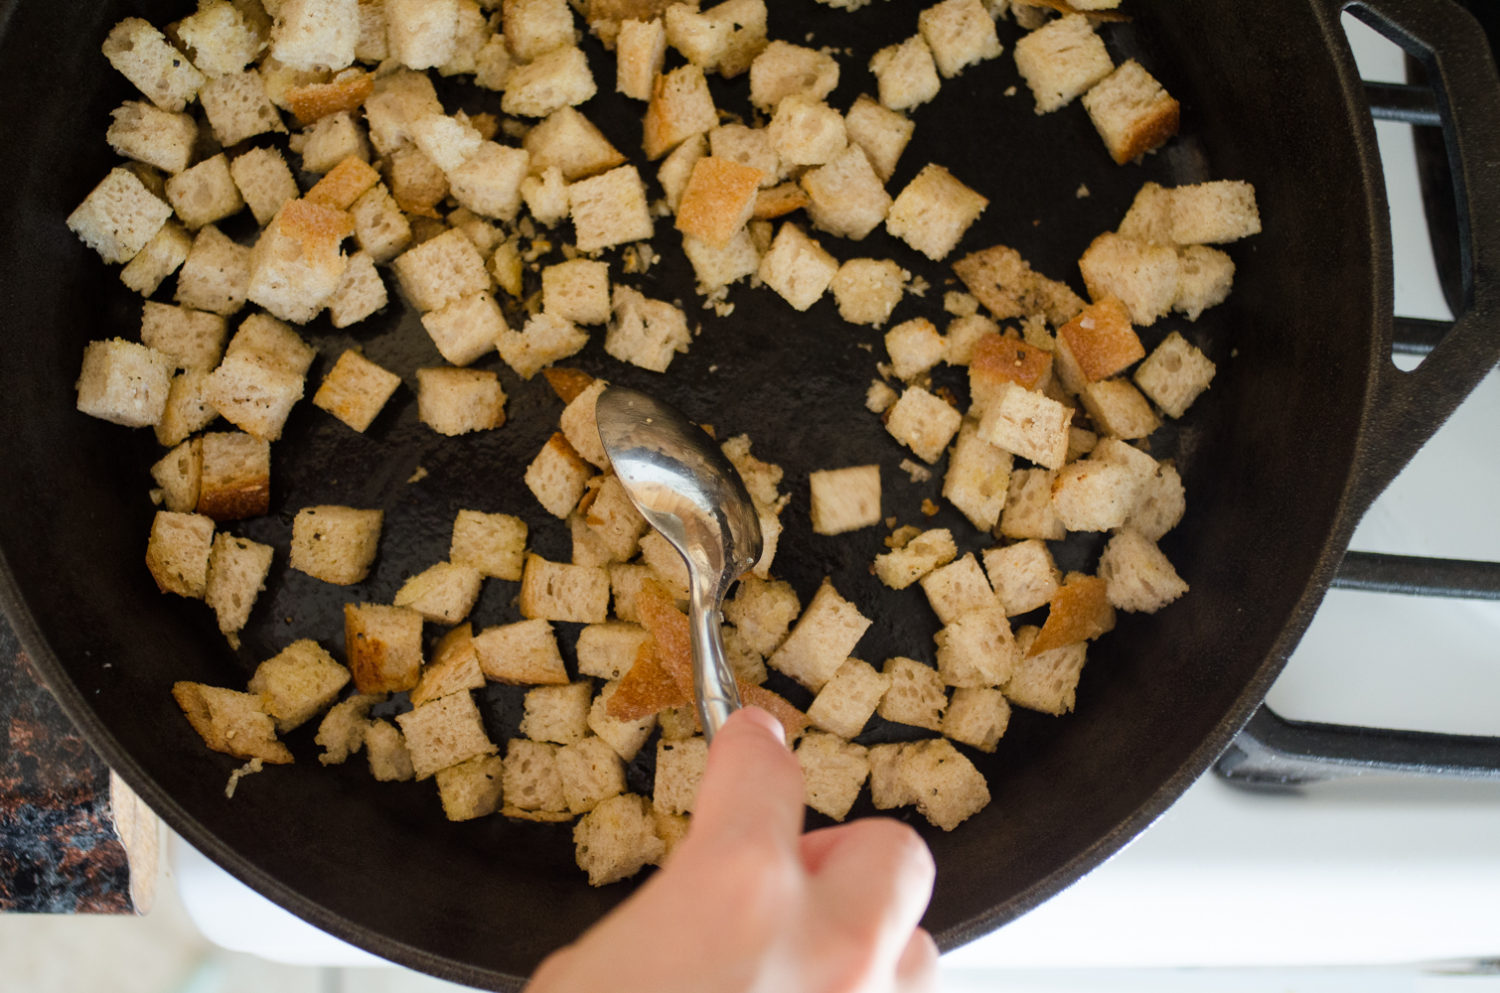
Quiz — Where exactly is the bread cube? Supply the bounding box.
[885,386,963,465]
[582,478,648,563]
[869,35,941,111]
[450,510,528,581]
[172,682,291,764]
[887,164,988,262]
[121,220,193,296]
[974,380,1072,470]
[936,605,1017,688]
[800,144,891,242]
[708,124,781,188]
[1079,377,1159,440]
[883,318,943,382]
[654,736,708,815]
[1050,456,1145,532]
[153,371,217,449]
[575,623,649,681]
[291,506,382,584]
[806,659,890,740]
[411,624,486,707]
[396,691,497,780]
[284,69,377,126]
[1127,461,1186,541]
[501,312,592,380]
[349,184,412,263]
[519,681,593,747]
[248,639,350,732]
[226,148,298,227]
[502,738,568,814]
[305,157,381,212]
[325,251,388,328]
[197,430,270,520]
[840,97,911,188]
[501,0,574,60]
[998,467,1064,540]
[540,259,611,326]
[941,421,1011,531]
[968,335,1055,414]
[393,228,491,312]
[519,554,610,623]
[982,538,1059,616]
[246,199,353,323]
[1116,181,1173,243]
[415,367,507,436]
[666,0,766,77]
[556,735,628,815]
[416,291,503,367]
[387,0,459,69]
[657,133,707,213]
[516,164,568,227]
[367,721,416,778]
[921,553,999,626]
[525,432,594,519]
[502,45,596,117]
[1173,244,1235,320]
[1078,233,1180,327]
[919,0,1002,78]
[436,754,505,821]
[1014,13,1112,114]
[583,683,654,763]
[107,101,197,175]
[1097,528,1189,613]
[1126,334,1215,419]
[868,742,916,809]
[145,510,215,599]
[102,18,205,112]
[567,164,654,253]
[1056,296,1144,391]
[202,353,302,444]
[749,39,838,112]
[1169,180,1261,245]
[1030,572,1115,655]
[796,732,870,821]
[439,1,490,76]
[598,286,687,373]
[943,686,1010,752]
[473,618,568,685]
[314,693,377,766]
[199,70,286,147]
[676,156,764,247]
[758,223,838,312]
[1008,625,1087,715]
[437,144,527,223]
[874,528,956,592]
[225,311,316,374]
[809,465,882,536]
[292,111,371,174]
[768,95,847,169]
[151,438,202,512]
[1082,59,1179,165]
[205,533,274,643]
[394,562,484,624]
[829,258,907,328]
[877,657,946,731]
[953,243,1085,326]
[573,793,665,885]
[682,227,760,292]
[344,602,423,693]
[722,576,800,657]
[271,0,358,70]
[76,338,172,428]
[898,738,989,830]
[408,113,484,174]
[518,108,621,185]
[67,167,173,264]
[642,64,718,160]
[638,531,690,601]
[768,579,871,691]
[616,17,667,101]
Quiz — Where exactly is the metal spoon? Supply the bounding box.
[595,386,763,741]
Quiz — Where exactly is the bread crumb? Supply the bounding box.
[1076,184,1090,198]
[224,757,265,798]
[899,459,932,484]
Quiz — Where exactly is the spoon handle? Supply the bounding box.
[687,578,743,741]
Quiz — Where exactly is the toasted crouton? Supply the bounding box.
[768,95,847,168]
[1008,624,1088,714]
[797,732,870,821]
[1029,572,1115,656]
[842,94,913,184]
[767,579,871,691]
[869,35,941,112]
[885,386,963,465]
[270,0,358,71]
[420,291,506,366]
[172,681,292,764]
[450,510,528,581]
[248,639,350,732]
[1013,13,1112,114]
[588,680,658,761]
[229,148,300,227]
[616,18,667,101]
[121,220,193,297]
[643,64,718,160]
[415,367,507,435]
[952,243,1086,326]
[350,184,412,263]
[749,39,839,112]
[146,510,215,599]
[899,738,989,830]
[197,430,270,520]
[723,577,800,656]
[285,69,375,125]
[325,251,388,327]
[1082,59,1179,164]
[875,528,957,591]
[436,754,505,821]
[396,691,497,779]
[314,694,377,766]
[290,506,383,584]
[525,432,595,518]
[676,156,764,247]
[868,742,916,809]
[199,69,285,147]
[573,793,664,885]
[654,736,708,815]
[107,101,197,175]
[503,45,597,117]
[520,554,611,623]
[921,553,999,626]
[1126,460,1185,541]
[919,0,1003,78]
[885,318,945,382]
[829,258,907,328]
[75,338,173,429]
[568,164,655,253]
[809,465,882,536]
[665,0,766,77]
[1078,377,1159,440]
[800,144,891,241]
[474,619,569,684]
[410,624,486,707]
[306,156,381,211]
[524,107,626,182]
[503,738,568,815]
[1169,180,1261,245]
[975,380,1072,469]
[503,0,576,60]
[67,167,173,264]
[806,659,890,740]
[1174,245,1235,320]
[521,681,595,746]
[205,533,274,644]
[999,467,1064,541]
[709,124,782,187]
[556,736,628,815]
[394,562,485,624]
[982,538,1060,616]
[886,164,988,262]
[877,657,946,731]
[1097,528,1188,613]
[1078,232,1180,327]
[392,227,492,311]
[102,18,205,112]
[942,421,1012,531]
[345,602,425,693]
[246,199,353,323]
[943,686,1010,752]
[757,223,838,311]
[151,439,203,512]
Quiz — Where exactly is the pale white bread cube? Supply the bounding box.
[1173,244,1235,321]
[952,243,1086,326]
[983,538,1060,616]
[573,793,665,885]
[898,737,990,830]
[521,681,594,746]
[420,291,504,366]
[557,735,628,815]
[868,742,917,809]
[1013,13,1112,114]
[393,228,491,312]
[1097,527,1188,613]
[999,467,1064,540]
[107,101,197,175]
[225,311,316,375]
[919,0,1003,78]
[411,624,486,708]
[768,95,847,168]
[525,432,595,518]
[800,144,891,242]
[450,510,528,581]
[709,124,782,188]
[204,347,305,442]
[197,430,271,521]
[436,754,505,821]
[314,693,377,766]
[1126,460,1186,541]
[325,250,387,328]
[344,602,423,693]
[589,680,657,761]
[943,686,1010,753]
[362,68,443,154]
[577,623,650,680]
[809,465,882,536]
[877,656,946,730]
[568,164,655,253]
[582,475,648,560]
[1079,377,1159,440]
[869,35,940,112]
[172,682,290,764]
[638,530,690,601]
[407,113,483,173]
[843,95,912,185]
[1169,180,1261,245]
[102,18,205,112]
[394,561,484,624]
[141,302,227,372]
[943,420,1013,531]
[502,0,575,61]
[520,554,611,623]
[655,736,709,815]
[165,154,246,231]
[474,619,569,684]
[797,732,870,821]
[885,386,962,465]
[520,165,571,227]
[497,312,589,380]
[757,223,838,311]
[386,147,449,216]
[271,0,358,70]
[154,371,217,448]
[247,639,349,733]
[246,199,353,323]
[291,111,371,174]
[749,39,839,112]
[616,17,667,101]
[1082,59,1180,165]
[416,367,507,436]
[503,46,597,117]
[884,317,944,382]
[723,576,800,656]
[395,692,497,781]
[449,209,502,257]
[657,133,708,211]
[439,1,491,77]
[1078,232,1180,327]
[683,227,761,293]
[288,506,381,584]
[875,528,957,591]
[76,338,172,428]
[807,658,891,739]
[1008,624,1087,715]
[936,605,1017,687]
[350,184,412,263]
[830,258,908,328]
[199,69,286,147]
[559,378,610,469]
[767,579,871,692]
[975,379,1072,469]
[642,63,718,160]
[447,142,530,221]
[68,167,173,265]
[502,738,569,815]
[524,107,625,182]
[387,0,459,69]
[122,220,193,296]
[1050,457,1147,532]
[920,551,997,626]
[205,532,274,643]
[665,0,767,77]
[146,510,215,598]
[1136,329,1217,412]
[227,147,298,227]
[311,349,399,432]
[1091,434,1159,487]
[886,164,988,262]
[152,439,203,512]
[543,258,612,325]
[359,719,412,780]
[1116,181,1173,243]
[676,156,764,247]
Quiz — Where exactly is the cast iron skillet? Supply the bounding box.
[2,0,1498,987]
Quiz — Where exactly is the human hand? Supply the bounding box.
[527,707,938,993]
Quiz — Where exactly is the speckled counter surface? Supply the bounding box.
[0,612,135,913]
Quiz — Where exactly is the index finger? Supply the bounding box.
[686,707,805,848]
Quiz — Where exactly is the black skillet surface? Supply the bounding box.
[2,0,1499,988]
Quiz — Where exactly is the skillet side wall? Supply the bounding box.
[0,0,1380,985]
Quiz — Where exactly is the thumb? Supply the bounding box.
[685,707,805,849]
